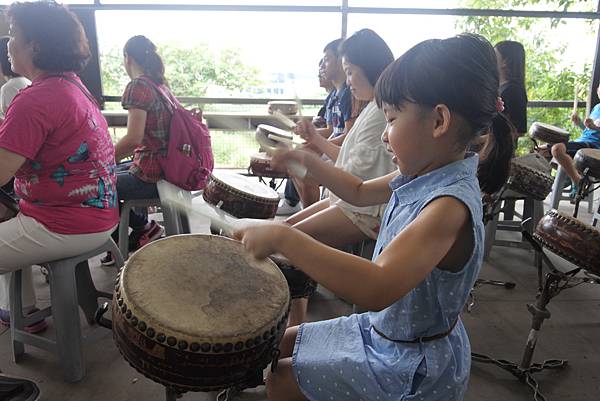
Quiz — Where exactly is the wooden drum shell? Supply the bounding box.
[574,148,600,178]
[530,122,570,144]
[202,172,279,219]
[111,235,291,392]
[508,157,554,201]
[249,153,288,179]
[534,210,600,275]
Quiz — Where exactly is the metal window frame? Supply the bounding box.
[5,1,600,107]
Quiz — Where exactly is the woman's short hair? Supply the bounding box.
[339,29,394,87]
[6,1,91,73]
[0,36,19,78]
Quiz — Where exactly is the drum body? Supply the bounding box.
[249,152,288,179]
[112,235,290,392]
[534,210,600,275]
[530,122,570,144]
[0,188,18,223]
[574,148,600,178]
[202,171,279,219]
[507,153,554,200]
[255,124,294,155]
[270,255,317,299]
[267,101,298,115]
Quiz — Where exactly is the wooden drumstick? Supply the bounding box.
[573,82,579,115]
[157,181,236,237]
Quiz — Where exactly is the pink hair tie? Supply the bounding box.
[496,97,505,113]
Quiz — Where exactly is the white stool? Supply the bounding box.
[118,180,191,259]
[9,239,124,382]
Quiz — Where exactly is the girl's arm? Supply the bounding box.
[273,148,397,206]
[114,108,146,162]
[236,196,471,311]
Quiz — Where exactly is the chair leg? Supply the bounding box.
[75,261,107,325]
[8,271,25,362]
[550,166,567,210]
[118,204,131,260]
[48,262,85,382]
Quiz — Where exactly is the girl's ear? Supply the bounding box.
[431,104,451,139]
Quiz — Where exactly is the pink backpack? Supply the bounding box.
[141,77,214,190]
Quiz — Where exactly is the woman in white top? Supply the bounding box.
[283,29,396,325]
[0,36,30,118]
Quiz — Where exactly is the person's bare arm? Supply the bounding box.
[235,196,470,311]
[0,147,25,186]
[114,108,146,162]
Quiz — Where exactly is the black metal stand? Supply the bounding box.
[573,167,598,218]
[471,230,599,401]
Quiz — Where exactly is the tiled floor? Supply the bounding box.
[0,195,598,401]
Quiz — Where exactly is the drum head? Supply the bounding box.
[211,170,279,201]
[121,235,290,342]
[574,148,600,177]
[256,124,294,154]
[530,122,569,135]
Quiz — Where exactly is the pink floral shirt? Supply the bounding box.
[0,73,118,234]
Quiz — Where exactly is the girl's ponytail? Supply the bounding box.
[478,113,514,194]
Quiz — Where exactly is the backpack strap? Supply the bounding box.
[45,74,101,110]
[137,76,179,112]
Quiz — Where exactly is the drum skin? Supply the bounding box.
[574,148,600,178]
[249,152,288,179]
[508,154,554,201]
[530,122,570,144]
[112,235,290,392]
[203,171,279,219]
[270,255,317,299]
[534,209,600,275]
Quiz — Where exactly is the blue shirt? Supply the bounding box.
[293,154,484,401]
[325,85,352,139]
[576,103,600,148]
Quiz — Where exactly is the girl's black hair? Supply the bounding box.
[339,29,394,87]
[495,40,526,86]
[124,35,166,85]
[375,33,513,195]
[0,36,19,78]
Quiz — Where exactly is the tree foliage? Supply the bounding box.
[457,0,597,138]
[100,42,261,101]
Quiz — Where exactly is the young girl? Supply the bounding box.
[234,33,513,401]
[282,29,396,325]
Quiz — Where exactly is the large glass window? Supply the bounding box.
[97,10,340,99]
[100,0,341,6]
[348,0,597,12]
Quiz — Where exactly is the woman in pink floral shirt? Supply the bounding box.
[0,1,118,332]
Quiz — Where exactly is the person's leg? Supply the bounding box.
[116,171,159,230]
[291,205,369,248]
[283,180,300,207]
[551,142,582,184]
[292,177,320,208]
[0,214,113,311]
[285,198,329,226]
[266,326,307,401]
[288,298,308,327]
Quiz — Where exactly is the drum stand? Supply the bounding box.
[469,187,517,311]
[471,229,599,401]
[573,167,598,218]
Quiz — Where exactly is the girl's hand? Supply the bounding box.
[271,148,311,176]
[233,223,291,260]
[293,118,318,143]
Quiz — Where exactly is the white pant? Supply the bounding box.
[0,213,114,310]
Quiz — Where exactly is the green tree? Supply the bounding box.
[457,0,597,139]
[100,42,261,102]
